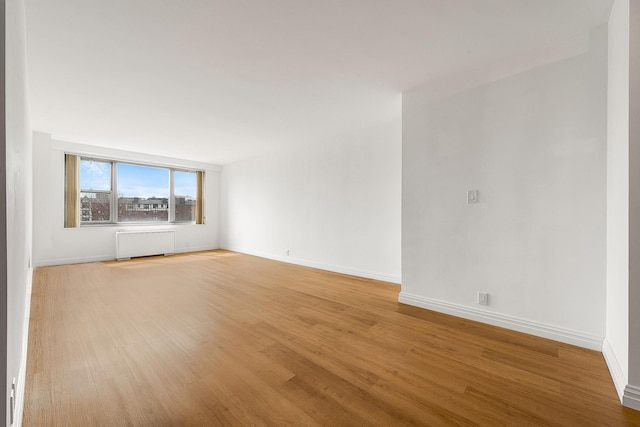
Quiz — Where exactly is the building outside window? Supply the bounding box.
[70,156,204,226]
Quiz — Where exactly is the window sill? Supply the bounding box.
[78,221,202,227]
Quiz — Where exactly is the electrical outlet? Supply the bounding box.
[467,190,479,204]
[478,292,489,305]
[286,249,290,256]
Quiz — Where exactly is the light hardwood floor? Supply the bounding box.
[23,250,640,426]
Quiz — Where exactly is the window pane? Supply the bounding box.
[80,192,111,222]
[80,160,111,191]
[174,171,197,222]
[117,163,169,222]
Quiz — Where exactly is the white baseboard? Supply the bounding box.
[624,385,640,411]
[34,245,221,267]
[221,245,401,284]
[175,244,219,254]
[602,338,627,403]
[34,255,116,267]
[398,292,603,350]
[14,267,33,427]
[602,340,640,411]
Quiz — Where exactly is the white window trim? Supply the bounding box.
[77,155,202,226]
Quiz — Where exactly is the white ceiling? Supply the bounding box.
[24,0,612,164]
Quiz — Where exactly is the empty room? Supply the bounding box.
[3,0,640,425]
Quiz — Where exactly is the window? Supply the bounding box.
[66,156,204,227]
[174,170,197,222]
[117,163,169,222]
[80,159,112,223]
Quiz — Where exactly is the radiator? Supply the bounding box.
[115,230,176,260]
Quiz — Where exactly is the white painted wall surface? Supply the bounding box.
[605,0,630,401]
[32,133,221,266]
[401,28,608,349]
[220,119,402,283]
[6,0,33,425]
[626,0,640,410]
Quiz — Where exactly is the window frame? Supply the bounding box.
[171,168,199,223]
[79,157,115,224]
[76,155,203,226]
[115,161,171,224]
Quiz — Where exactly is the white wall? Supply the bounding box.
[401,27,608,349]
[6,0,33,425]
[220,119,402,283]
[605,0,630,401]
[32,133,221,266]
[626,0,640,410]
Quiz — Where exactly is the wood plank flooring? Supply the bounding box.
[23,250,640,426]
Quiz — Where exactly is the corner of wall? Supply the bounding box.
[623,385,640,411]
[603,337,628,402]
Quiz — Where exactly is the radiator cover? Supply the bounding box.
[115,230,176,260]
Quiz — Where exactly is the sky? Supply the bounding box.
[80,160,196,199]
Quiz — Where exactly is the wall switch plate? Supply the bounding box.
[478,292,489,305]
[467,190,479,204]
[10,390,14,425]
[10,377,16,424]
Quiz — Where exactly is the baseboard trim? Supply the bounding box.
[602,338,627,403]
[175,245,219,254]
[624,385,640,411]
[34,255,115,267]
[14,267,33,427]
[398,292,602,350]
[34,245,221,267]
[221,246,401,284]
